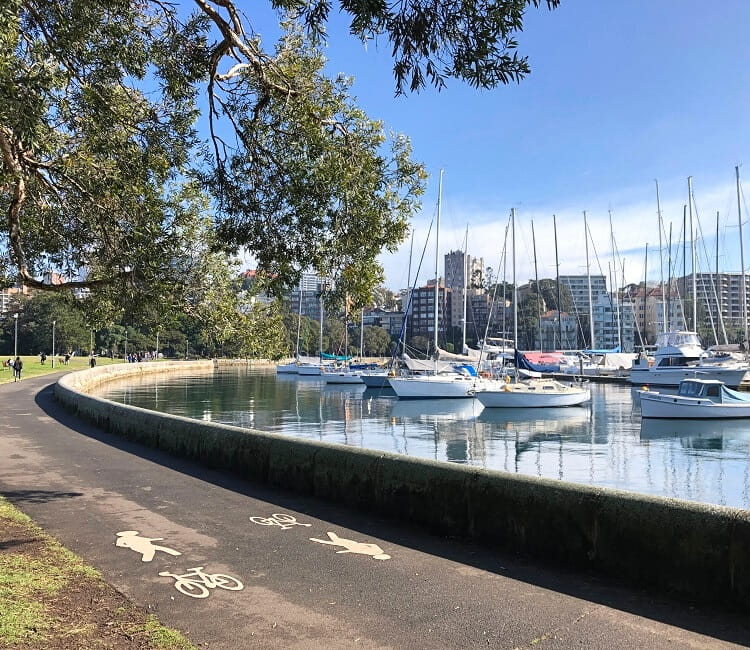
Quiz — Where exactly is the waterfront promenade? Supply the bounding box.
[1,372,749,649]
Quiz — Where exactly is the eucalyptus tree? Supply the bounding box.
[2,0,558,313]
[360,325,392,356]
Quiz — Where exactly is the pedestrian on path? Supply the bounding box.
[13,357,22,381]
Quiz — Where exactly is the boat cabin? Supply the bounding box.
[678,379,722,399]
[676,378,750,404]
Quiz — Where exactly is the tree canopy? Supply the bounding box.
[1,0,559,314]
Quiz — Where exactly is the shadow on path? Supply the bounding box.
[3,489,84,504]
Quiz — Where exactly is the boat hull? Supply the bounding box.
[475,386,591,408]
[630,366,749,388]
[323,371,364,384]
[360,372,391,388]
[389,375,476,399]
[275,362,299,374]
[639,391,750,418]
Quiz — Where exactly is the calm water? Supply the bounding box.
[93,367,750,509]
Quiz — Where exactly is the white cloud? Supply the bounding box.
[380,173,748,291]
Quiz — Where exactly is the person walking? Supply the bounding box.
[13,357,22,382]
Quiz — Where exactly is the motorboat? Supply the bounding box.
[639,378,750,419]
[471,377,591,408]
[629,331,749,388]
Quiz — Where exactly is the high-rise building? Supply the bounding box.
[558,275,608,317]
[444,250,484,340]
[406,284,452,346]
[679,272,750,339]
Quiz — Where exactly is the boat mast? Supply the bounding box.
[682,205,688,329]
[655,179,667,334]
[434,170,443,362]
[502,222,509,346]
[584,210,595,349]
[715,210,728,345]
[295,278,303,359]
[608,210,621,349]
[532,220,542,351]
[404,228,414,354]
[462,225,468,355]
[318,282,324,360]
[554,214,562,349]
[643,243,648,345]
[512,208,517,348]
[737,165,749,350]
[360,307,364,359]
[667,222,673,331]
[688,176,697,332]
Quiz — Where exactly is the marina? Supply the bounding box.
[93,366,750,509]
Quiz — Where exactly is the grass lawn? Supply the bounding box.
[0,496,195,649]
[0,355,123,385]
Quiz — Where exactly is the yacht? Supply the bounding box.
[629,331,749,388]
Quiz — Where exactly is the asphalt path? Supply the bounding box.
[1,373,749,649]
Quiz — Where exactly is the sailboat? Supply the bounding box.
[298,286,334,375]
[389,171,481,399]
[470,210,590,408]
[323,305,365,384]
[277,280,304,373]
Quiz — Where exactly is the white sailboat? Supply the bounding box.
[277,279,304,373]
[390,171,481,400]
[471,209,590,408]
[472,377,591,408]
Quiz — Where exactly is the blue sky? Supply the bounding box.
[250,1,750,291]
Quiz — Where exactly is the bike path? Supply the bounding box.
[0,374,748,649]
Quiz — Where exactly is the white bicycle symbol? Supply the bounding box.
[249,513,312,530]
[158,566,244,599]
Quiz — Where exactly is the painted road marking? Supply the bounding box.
[310,532,391,560]
[250,513,312,530]
[158,567,244,598]
[115,530,182,562]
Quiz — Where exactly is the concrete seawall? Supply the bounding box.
[55,362,750,611]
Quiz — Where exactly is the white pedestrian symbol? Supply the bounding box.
[115,530,182,562]
[310,532,391,560]
[250,513,312,530]
[158,567,244,599]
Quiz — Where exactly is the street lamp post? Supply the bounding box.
[52,320,56,368]
[13,313,18,358]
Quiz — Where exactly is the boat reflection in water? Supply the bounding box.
[476,407,590,429]
[389,398,481,421]
[640,417,750,447]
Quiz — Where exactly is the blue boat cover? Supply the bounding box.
[454,363,478,377]
[721,384,750,404]
[320,352,352,361]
